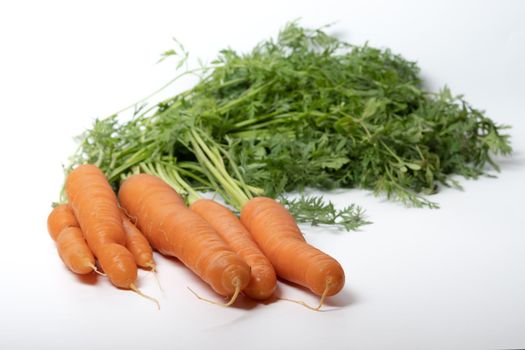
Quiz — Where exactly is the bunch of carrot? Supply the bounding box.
[48,163,345,310]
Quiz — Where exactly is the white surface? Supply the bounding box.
[1,1,524,349]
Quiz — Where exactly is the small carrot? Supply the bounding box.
[118,173,251,303]
[241,197,345,309]
[47,204,79,241]
[190,199,276,300]
[55,227,98,275]
[66,164,137,289]
[47,204,98,275]
[121,213,156,270]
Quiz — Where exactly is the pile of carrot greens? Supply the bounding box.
[65,22,511,230]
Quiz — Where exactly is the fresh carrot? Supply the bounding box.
[121,213,156,270]
[241,197,345,308]
[118,173,251,303]
[47,204,98,274]
[47,204,79,241]
[55,227,98,274]
[190,199,276,300]
[66,164,137,289]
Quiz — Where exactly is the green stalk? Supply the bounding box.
[139,161,203,205]
[165,165,201,204]
[191,129,250,200]
[215,80,274,114]
[189,130,250,210]
[214,138,259,198]
[108,144,158,182]
[231,110,285,129]
[112,67,207,117]
[176,163,213,187]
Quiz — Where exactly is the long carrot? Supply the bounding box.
[240,197,345,307]
[47,204,98,274]
[118,173,251,303]
[66,164,137,289]
[190,199,276,300]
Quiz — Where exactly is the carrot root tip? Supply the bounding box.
[88,263,107,277]
[130,283,160,310]
[279,281,331,311]
[187,278,242,307]
[145,261,157,272]
[146,262,164,294]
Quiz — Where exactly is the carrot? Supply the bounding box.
[66,164,137,289]
[190,199,276,300]
[47,204,79,241]
[118,173,251,303]
[55,227,97,274]
[47,204,98,274]
[240,197,345,308]
[121,213,155,270]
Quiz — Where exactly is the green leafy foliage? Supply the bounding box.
[187,22,512,207]
[280,195,370,231]
[66,21,512,230]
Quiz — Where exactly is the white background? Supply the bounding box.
[1,1,524,349]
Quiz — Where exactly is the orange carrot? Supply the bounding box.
[118,174,251,301]
[190,199,276,300]
[55,227,98,274]
[47,204,79,241]
[47,204,97,274]
[66,164,137,289]
[121,213,155,270]
[241,197,345,304]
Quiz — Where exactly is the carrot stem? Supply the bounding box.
[165,166,201,204]
[191,137,241,206]
[189,130,250,209]
[208,133,255,200]
[111,67,205,117]
[140,161,205,205]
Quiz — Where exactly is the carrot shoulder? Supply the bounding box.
[66,164,137,288]
[240,197,345,298]
[118,174,251,297]
[190,199,276,300]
